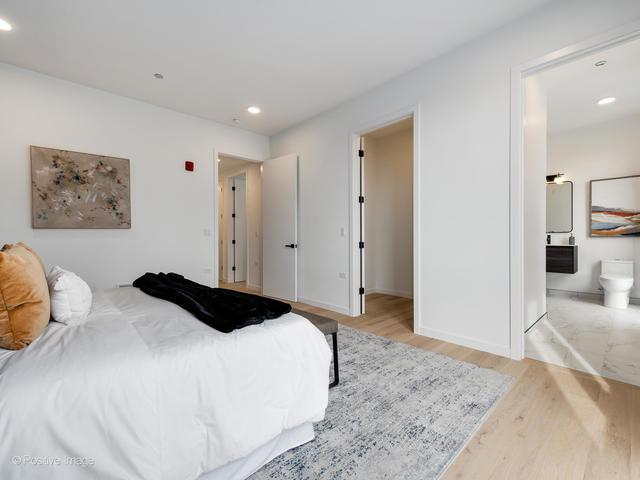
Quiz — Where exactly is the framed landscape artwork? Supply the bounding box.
[590,175,640,237]
[31,146,131,229]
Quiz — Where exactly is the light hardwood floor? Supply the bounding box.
[221,283,640,479]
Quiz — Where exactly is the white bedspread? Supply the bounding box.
[0,287,331,480]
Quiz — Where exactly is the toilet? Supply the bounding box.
[599,260,635,309]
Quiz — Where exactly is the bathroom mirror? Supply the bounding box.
[546,181,573,233]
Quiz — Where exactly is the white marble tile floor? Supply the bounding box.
[525,292,640,386]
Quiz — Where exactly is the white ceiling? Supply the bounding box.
[541,38,640,134]
[0,0,551,135]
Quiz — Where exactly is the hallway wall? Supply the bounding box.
[270,0,640,356]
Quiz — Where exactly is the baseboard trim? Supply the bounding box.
[415,325,511,358]
[547,288,640,305]
[365,288,413,299]
[296,297,351,316]
[246,283,261,292]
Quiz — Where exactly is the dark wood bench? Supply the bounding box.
[292,309,339,388]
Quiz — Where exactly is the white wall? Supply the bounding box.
[270,0,640,356]
[364,128,413,298]
[546,114,640,299]
[0,63,269,288]
[523,76,547,330]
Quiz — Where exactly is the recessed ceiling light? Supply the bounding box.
[232,118,241,124]
[153,73,164,79]
[597,97,616,105]
[594,60,607,67]
[0,18,12,31]
[247,106,261,114]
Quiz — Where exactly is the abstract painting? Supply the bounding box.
[590,175,640,237]
[31,146,131,229]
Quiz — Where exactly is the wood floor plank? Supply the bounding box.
[631,387,640,479]
[584,381,632,479]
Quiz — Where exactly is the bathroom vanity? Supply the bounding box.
[546,245,578,274]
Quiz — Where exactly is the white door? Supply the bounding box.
[262,154,298,301]
[523,76,547,331]
[225,175,247,283]
[217,182,224,280]
[233,176,247,282]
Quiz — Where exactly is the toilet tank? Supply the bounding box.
[601,260,634,277]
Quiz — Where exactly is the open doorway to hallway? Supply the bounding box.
[217,154,262,291]
[357,116,414,332]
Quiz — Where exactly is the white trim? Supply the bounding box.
[509,20,640,360]
[213,148,220,288]
[348,104,421,335]
[365,288,413,299]
[416,326,511,359]
[246,283,262,292]
[297,297,351,316]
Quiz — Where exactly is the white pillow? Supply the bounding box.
[47,266,93,325]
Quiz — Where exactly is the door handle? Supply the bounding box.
[285,243,297,248]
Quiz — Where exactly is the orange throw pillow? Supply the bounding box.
[0,243,51,350]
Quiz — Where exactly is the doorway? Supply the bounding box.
[351,111,419,333]
[217,154,263,291]
[510,24,640,360]
[519,37,640,386]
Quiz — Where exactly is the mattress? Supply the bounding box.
[0,287,331,480]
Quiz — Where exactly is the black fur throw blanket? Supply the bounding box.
[132,272,291,333]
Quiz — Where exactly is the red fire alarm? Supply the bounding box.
[185,161,194,172]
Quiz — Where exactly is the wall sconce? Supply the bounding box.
[546,173,565,184]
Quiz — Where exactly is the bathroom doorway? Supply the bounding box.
[520,37,640,386]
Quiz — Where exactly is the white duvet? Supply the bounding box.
[0,287,331,480]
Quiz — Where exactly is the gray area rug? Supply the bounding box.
[250,326,513,480]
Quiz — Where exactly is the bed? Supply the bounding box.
[0,286,331,480]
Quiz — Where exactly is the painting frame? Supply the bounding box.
[590,174,640,237]
[30,145,132,229]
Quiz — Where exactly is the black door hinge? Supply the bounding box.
[232,239,236,244]
[232,186,236,191]
[232,266,236,271]
[232,213,236,218]
[359,241,364,249]
[358,149,364,158]
[358,195,364,203]
[359,287,365,295]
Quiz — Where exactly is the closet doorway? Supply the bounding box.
[353,115,415,330]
